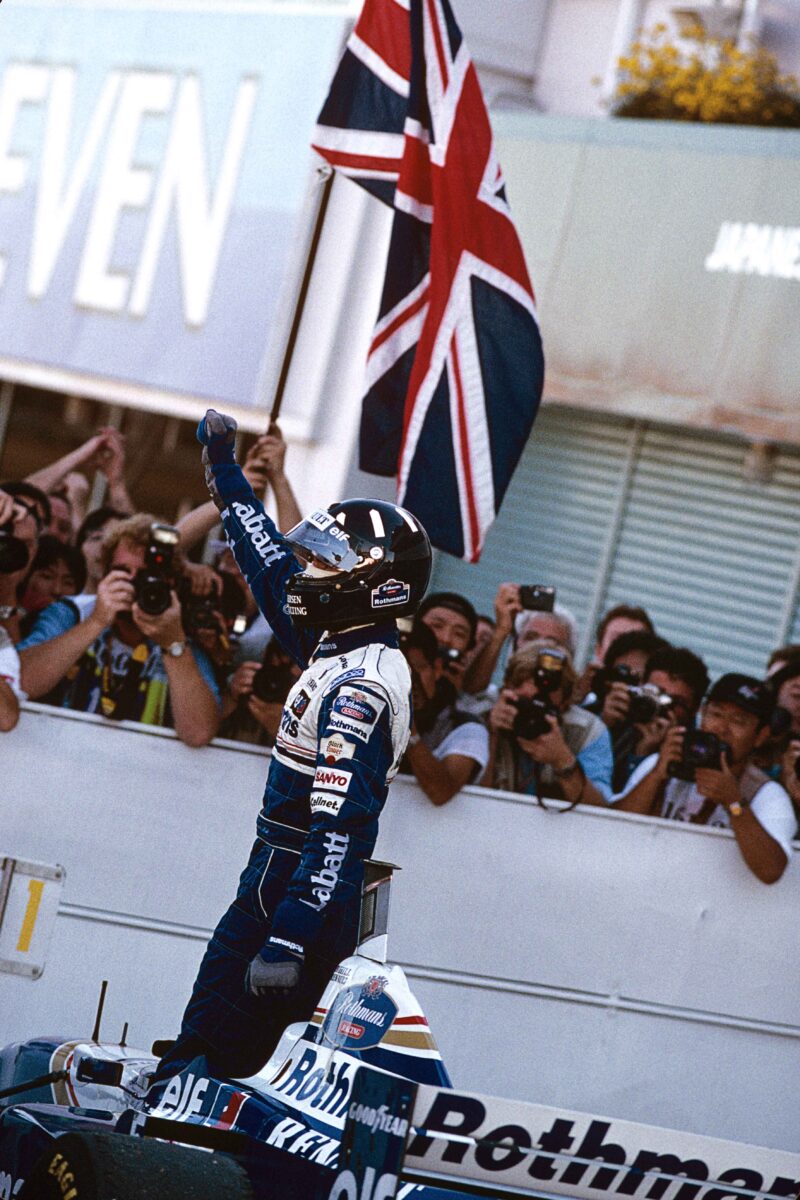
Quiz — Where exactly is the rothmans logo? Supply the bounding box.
[705,221,800,280]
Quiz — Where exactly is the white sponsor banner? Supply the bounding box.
[0,1,348,410]
[406,1087,800,1200]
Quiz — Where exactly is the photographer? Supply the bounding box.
[0,627,21,731]
[0,485,43,643]
[613,674,796,884]
[462,581,571,696]
[401,617,490,805]
[482,641,613,806]
[765,658,800,823]
[18,514,220,747]
[596,643,709,791]
[221,639,302,746]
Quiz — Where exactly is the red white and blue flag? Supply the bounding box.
[313,0,544,561]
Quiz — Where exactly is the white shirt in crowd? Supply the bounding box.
[0,628,22,699]
[617,753,797,859]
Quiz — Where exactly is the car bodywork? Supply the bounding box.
[0,953,465,1199]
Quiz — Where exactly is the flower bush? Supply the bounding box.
[609,22,800,127]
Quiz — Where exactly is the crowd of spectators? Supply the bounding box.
[1,425,797,882]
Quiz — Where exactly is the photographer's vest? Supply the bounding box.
[660,762,770,828]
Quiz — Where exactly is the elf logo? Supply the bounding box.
[314,767,352,793]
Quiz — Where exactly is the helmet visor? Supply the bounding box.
[285,511,362,574]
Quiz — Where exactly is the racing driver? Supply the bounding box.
[154,410,431,1082]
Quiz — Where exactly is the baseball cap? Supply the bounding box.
[706,673,772,723]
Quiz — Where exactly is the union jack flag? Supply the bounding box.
[313,0,544,561]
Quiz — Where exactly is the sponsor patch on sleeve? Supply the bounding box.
[290,689,310,717]
[331,686,385,726]
[310,792,345,816]
[320,734,357,765]
[323,667,366,695]
[313,766,352,794]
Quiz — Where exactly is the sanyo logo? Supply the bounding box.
[0,64,259,323]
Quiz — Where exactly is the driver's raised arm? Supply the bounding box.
[197,410,314,668]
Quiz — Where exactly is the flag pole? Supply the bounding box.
[268,163,335,430]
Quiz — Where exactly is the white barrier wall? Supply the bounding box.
[1,704,798,1151]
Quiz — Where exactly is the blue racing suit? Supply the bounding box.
[156,459,412,1080]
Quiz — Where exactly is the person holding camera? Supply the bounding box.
[400,596,491,804]
[398,619,490,804]
[0,485,43,644]
[17,513,221,747]
[613,674,796,883]
[592,641,709,791]
[482,641,613,806]
[461,581,571,697]
[0,626,21,731]
[221,638,303,746]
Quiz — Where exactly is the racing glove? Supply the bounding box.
[196,408,238,511]
[245,937,304,998]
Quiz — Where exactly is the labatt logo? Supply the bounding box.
[302,830,350,911]
[232,502,283,565]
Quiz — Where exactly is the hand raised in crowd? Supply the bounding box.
[652,724,685,780]
[96,427,127,486]
[695,753,741,812]
[494,582,522,639]
[90,569,136,631]
[183,561,221,597]
[601,680,631,729]
[780,739,800,804]
[243,428,288,492]
[132,589,185,648]
[633,712,674,757]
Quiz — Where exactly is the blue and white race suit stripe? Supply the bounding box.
[156,462,412,1080]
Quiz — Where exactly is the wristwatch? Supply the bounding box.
[164,640,187,658]
[729,800,743,817]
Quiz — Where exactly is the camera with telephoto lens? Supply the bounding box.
[0,521,29,575]
[667,730,731,782]
[133,523,180,616]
